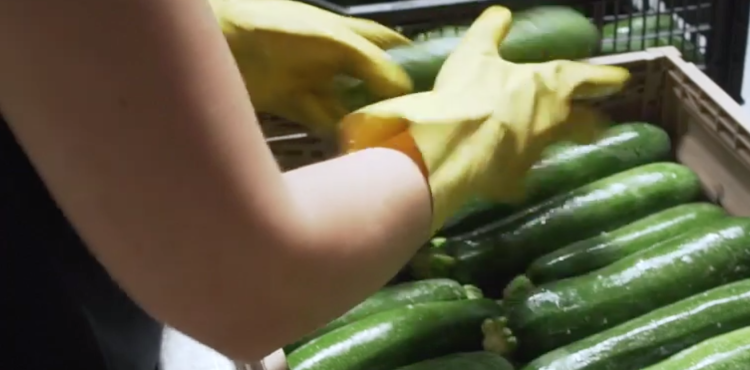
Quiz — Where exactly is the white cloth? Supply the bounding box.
[160,328,288,370]
[160,327,237,370]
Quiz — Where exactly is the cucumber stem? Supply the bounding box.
[463,284,484,300]
[430,237,448,248]
[409,250,456,279]
[482,317,518,356]
[503,275,536,303]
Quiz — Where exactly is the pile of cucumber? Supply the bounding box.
[286,280,512,370]
[284,121,750,370]
[283,6,740,370]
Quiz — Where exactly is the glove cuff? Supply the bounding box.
[378,132,460,234]
[380,132,475,235]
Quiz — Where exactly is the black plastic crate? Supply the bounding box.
[299,0,748,103]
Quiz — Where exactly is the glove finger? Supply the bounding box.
[450,6,512,59]
[545,61,631,100]
[343,18,412,49]
[338,33,414,102]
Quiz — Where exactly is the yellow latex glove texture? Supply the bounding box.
[340,6,631,234]
[210,0,413,133]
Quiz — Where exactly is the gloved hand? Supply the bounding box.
[340,6,631,234]
[210,0,413,133]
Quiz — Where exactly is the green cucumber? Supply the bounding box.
[643,325,750,370]
[440,197,515,238]
[411,162,702,291]
[488,6,599,62]
[394,351,515,370]
[599,14,703,63]
[413,26,470,41]
[527,202,727,283]
[284,279,479,352]
[600,14,677,54]
[439,123,672,237]
[602,14,676,37]
[508,217,750,360]
[287,299,509,370]
[517,123,672,207]
[337,6,599,111]
[658,37,704,64]
[523,278,750,370]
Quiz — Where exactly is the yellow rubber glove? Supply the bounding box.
[210,0,413,133]
[340,6,631,234]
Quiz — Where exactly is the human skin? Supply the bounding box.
[0,0,431,362]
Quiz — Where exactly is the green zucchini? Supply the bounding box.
[440,197,515,238]
[527,202,727,283]
[599,14,703,63]
[394,351,515,370]
[287,299,509,370]
[643,325,750,370]
[516,123,672,208]
[284,279,480,352]
[413,25,470,41]
[411,162,702,291]
[602,14,676,36]
[337,6,599,111]
[523,278,750,370]
[508,217,750,360]
[600,14,676,54]
[658,37,704,64]
[439,123,672,237]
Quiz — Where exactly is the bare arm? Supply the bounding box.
[0,0,431,361]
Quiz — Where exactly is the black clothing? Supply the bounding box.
[1,114,163,370]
